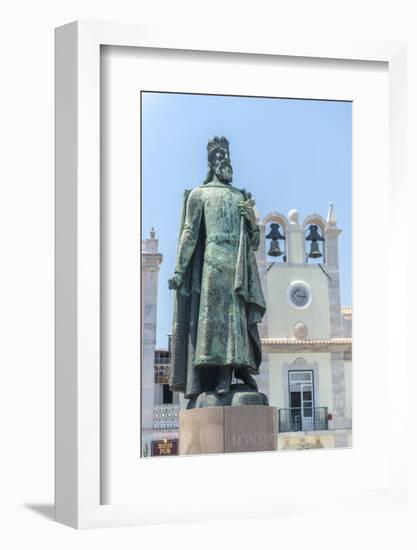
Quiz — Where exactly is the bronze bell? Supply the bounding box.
[268,239,283,257]
[308,240,323,259]
[305,224,324,242]
[266,223,285,240]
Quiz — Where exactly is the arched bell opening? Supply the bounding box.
[304,223,325,264]
[262,213,289,264]
[302,214,326,264]
[266,222,286,262]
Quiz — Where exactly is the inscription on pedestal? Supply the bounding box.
[225,406,277,453]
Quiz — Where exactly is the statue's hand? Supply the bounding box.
[168,272,184,290]
[238,198,257,229]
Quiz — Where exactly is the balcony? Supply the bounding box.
[278,407,329,432]
[153,404,179,430]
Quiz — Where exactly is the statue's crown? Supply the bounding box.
[207,136,229,158]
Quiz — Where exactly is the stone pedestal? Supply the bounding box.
[179,406,277,455]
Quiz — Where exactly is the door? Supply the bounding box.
[300,382,314,430]
[289,371,314,431]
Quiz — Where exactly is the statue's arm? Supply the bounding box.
[169,190,203,289]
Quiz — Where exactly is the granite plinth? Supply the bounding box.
[179,405,278,455]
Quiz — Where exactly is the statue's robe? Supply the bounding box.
[169,181,266,399]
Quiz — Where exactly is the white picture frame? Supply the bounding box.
[55,21,408,529]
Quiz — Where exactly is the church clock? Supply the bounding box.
[288,281,312,309]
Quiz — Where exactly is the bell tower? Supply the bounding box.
[141,228,163,455]
[263,207,332,340]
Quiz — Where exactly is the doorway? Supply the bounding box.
[289,370,314,431]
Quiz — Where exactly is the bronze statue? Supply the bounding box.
[168,136,266,408]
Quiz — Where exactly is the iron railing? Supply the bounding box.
[278,407,328,432]
[153,404,179,430]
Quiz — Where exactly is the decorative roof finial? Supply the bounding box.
[288,209,299,224]
[326,202,337,225]
[150,227,156,239]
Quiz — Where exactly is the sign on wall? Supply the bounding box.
[151,438,179,456]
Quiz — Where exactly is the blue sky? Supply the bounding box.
[141,92,352,348]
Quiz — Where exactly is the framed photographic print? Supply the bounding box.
[139,90,352,459]
[55,21,408,528]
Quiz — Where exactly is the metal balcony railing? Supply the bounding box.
[153,404,179,430]
[278,407,328,433]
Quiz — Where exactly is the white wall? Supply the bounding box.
[345,359,352,420]
[267,264,330,339]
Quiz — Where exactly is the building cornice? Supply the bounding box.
[142,253,163,270]
[261,337,352,353]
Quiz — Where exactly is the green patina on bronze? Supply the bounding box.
[168,136,267,406]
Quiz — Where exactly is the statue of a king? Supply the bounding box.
[168,136,266,407]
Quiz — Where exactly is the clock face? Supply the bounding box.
[289,283,311,308]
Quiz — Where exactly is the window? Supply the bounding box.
[162,384,173,405]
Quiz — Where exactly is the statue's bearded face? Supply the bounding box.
[212,147,233,183]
